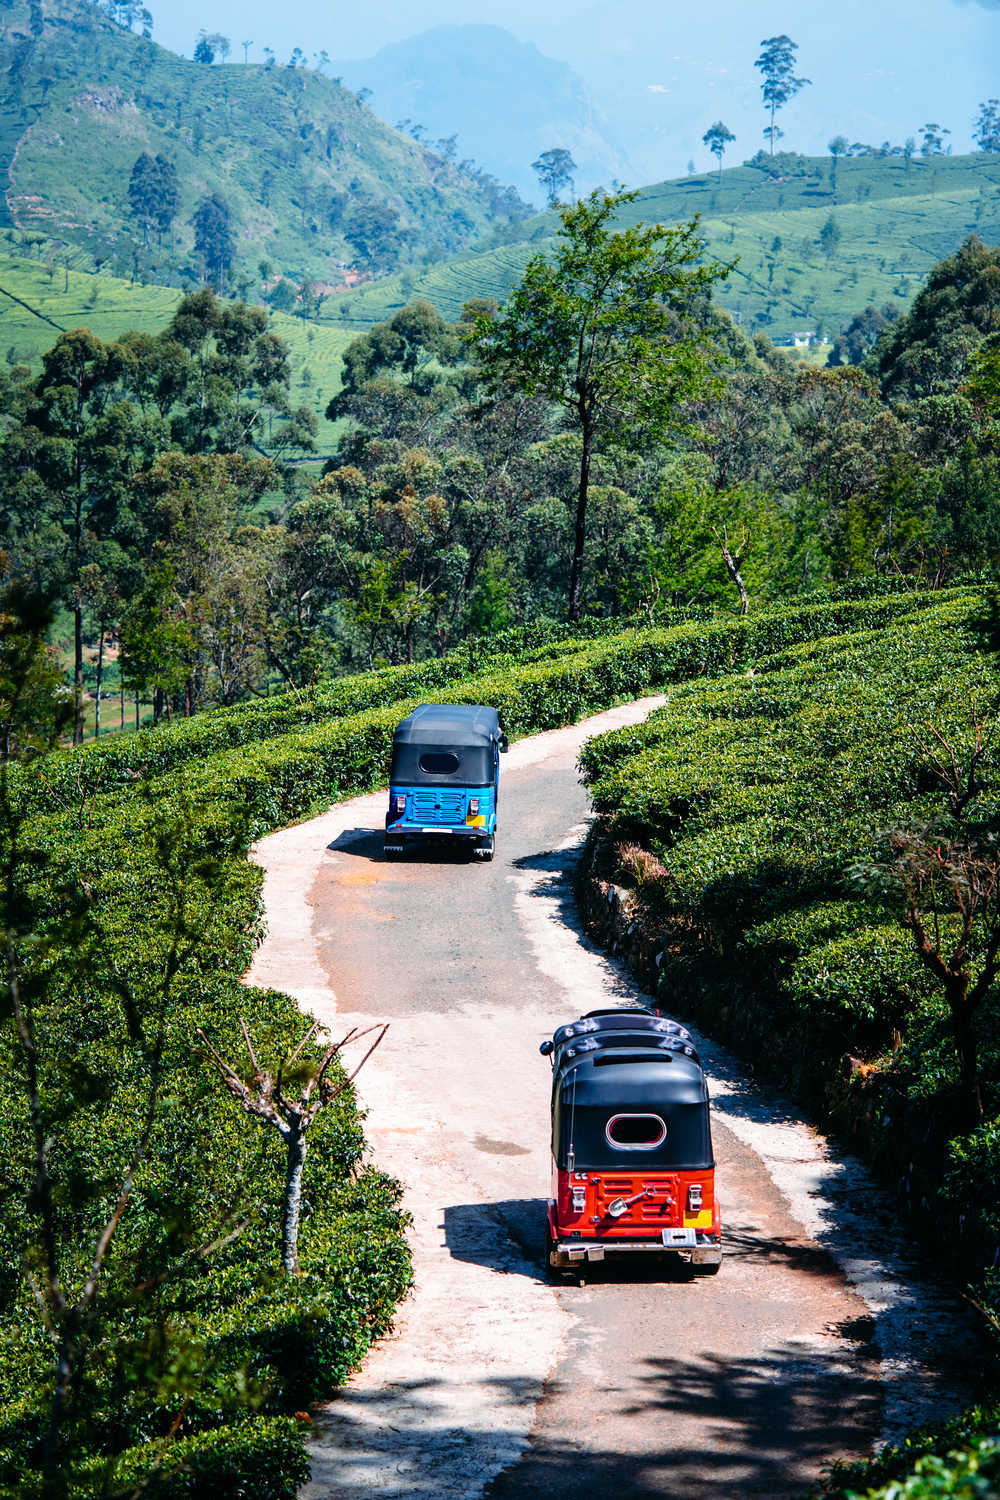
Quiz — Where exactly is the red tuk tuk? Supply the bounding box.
[540,1008,722,1274]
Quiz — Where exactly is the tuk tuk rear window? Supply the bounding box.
[390,743,493,787]
[419,751,461,775]
[606,1113,667,1149]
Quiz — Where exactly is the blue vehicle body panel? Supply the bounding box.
[387,783,497,836]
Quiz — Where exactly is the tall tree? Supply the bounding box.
[919,122,950,157]
[471,187,729,620]
[754,35,810,154]
[819,213,842,262]
[127,153,179,246]
[974,99,1000,152]
[531,148,577,207]
[828,134,849,190]
[702,121,735,181]
[4,331,162,742]
[192,194,235,289]
[150,153,179,241]
[124,452,275,715]
[193,29,229,62]
[127,152,159,244]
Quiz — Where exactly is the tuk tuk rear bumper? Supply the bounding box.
[547,1200,722,1266]
[551,1237,722,1265]
[384,825,492,848]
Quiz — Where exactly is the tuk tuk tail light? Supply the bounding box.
[468,797,479,816]
[391,794,406,816]
[571,1187,587,1213]
[687,1184,703,1213]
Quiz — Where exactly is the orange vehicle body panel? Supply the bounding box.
[550,1164,720,1241]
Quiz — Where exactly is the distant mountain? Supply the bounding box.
[0,0,527,293]
[337,25,631,205]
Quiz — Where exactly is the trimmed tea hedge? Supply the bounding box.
[18,611,682,814]
[19,587,958,819]
[813,1405,1000,1499]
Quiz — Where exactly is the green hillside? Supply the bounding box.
[0,246,355,451]
[0,0,525,295]
[317,152,1000,344]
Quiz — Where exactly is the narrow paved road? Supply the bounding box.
[246,701,981,1500]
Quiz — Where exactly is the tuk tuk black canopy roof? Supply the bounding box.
[552,1008,695,1052]
[391,704,502,748]
[389,704,503,789]
[557,1051,708,1108]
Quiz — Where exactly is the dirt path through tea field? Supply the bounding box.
[246,699,982,1500]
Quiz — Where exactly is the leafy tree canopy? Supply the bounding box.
[867,235,1000,398]
[754,35,810,154]
[471,186,730,618]
[702,122,735,180]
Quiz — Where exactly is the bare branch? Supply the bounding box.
[916,717,990,819]
[714,523,751,616]
[198,1018,389,1271]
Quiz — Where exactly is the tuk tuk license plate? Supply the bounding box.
[662,1228,697,1247]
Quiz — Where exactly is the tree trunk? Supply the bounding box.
[94,622,104,738]
[568,413,593,623]
[73,602,84,745]
[43,1339,74,1500]
[719,536,750,615]
[281,1127,308,1274]
[949,984,984,1130]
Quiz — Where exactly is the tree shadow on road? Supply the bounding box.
[511,846,647,1006]
[483,1342,882,1499]
[308,1335,881,1500]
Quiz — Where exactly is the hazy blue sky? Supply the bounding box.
[153,0,589,59]
[152,0,999,69]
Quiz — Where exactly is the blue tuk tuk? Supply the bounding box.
[383,703,508,861]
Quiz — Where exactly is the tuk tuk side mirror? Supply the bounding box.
[499,736,508,753]
[539,1039,553,1055]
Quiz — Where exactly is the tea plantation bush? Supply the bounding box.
[3,585,980,1495]
[579,585,1000,1495]
[20,589,950,817]
[813,1405,1000,1499]
[20,610,679,814]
